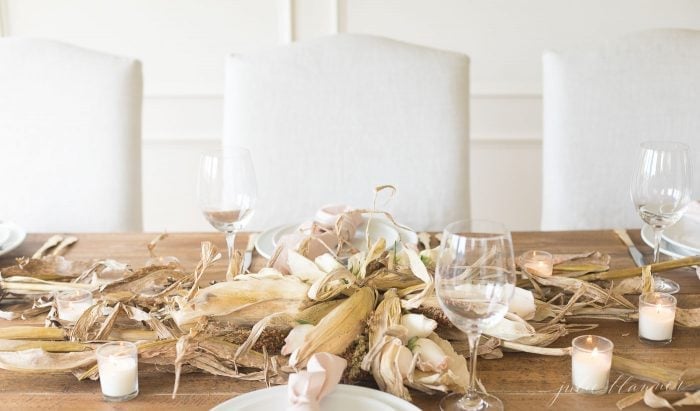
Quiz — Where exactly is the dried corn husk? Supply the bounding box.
[290,287,376,368]
[642,388,675,410]
[676,307,700,327]
[0,340,91,352]
[580,256,700,281]
[294,299,343,325]
[362,289,403,384]
[185,241,221,297]
[484,313,535,341]
[0,276,94,295]
[551,251,610,276]
[400,248,433,309]
[364,269,422,290]
[0,326,64,340]
[500,341,570,356]
[287,250,327,283]
[674,390,700,407]
[307,266,356,301]
[410,337,448,372]
[356,238,387,281]
[0,348,95,372]
[376,337,412,401]
[406,333,469,394]
[0,255,93,281]
[617,390,646,410]
[281,324,314,356]
[171,274,308,326]
[509,287,536,320]
[532,274,635,309]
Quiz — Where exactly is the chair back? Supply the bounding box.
[542,29,700,230]
[224,34,470,231]
[0,38,143,232]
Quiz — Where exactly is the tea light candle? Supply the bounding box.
[56,289,93,322]
[96,342,139,402]
[571,335,613,395]
[521,250,553,277]
[638,292,676,345]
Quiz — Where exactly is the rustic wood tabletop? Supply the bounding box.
[0,230,697,411]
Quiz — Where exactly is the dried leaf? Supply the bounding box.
[673,390,700,407]
[676,307,700,328]
[0,348,95,372]
[643,388,675,410]
[400,248,433,309]
[617,390,645,410]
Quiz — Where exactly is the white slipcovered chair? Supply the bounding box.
[542,29,700,230]
[0,38,143,232]
[223,34,470,231]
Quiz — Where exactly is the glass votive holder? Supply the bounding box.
[521,250,553,277]
[96,341,139,402]
[638,292,676,345]
[571,335,614,395]
[55,289,93,322]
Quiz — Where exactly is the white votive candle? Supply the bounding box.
[638,292,676,345]
[56,290,93,322]
[571,335,613,395]
[96,342,139,402]
[521,250,553,277]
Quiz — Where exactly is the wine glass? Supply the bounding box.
[435,219,516,411]
[197,148,257,279]
[630,141,692,294]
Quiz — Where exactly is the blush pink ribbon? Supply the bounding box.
[287,353,348,411]
[273,204,362,274]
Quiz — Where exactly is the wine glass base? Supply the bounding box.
[440,392,504,411]
[653,276,680,294]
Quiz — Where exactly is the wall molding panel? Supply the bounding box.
[277,0,293,43]
[0,0,8,37]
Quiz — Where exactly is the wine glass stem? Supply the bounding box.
[225,230,237,281]
[465,330,482,402]
[652,227,662,264]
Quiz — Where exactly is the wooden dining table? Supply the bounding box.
[0,230,697,410]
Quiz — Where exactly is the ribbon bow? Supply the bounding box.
[287,353,347,411]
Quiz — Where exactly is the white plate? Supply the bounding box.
[661,216,700,255]
[0,225,10,246]
[0,222,26,257]
[641,224,696,259]
[254,224,287,260]
[210,384,420,411]
[255,218,418,260]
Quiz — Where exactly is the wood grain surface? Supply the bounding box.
[0,230,698,411]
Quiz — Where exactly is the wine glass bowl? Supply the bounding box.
[436,220,515,411]
[198,148,257,279]
[630,141,692,294]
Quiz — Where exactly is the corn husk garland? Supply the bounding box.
[0,205,700,402]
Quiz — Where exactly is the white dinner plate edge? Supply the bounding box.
[0,222,26,257]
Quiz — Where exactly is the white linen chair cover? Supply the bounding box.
[0,38,143,232]
[224,34,470,231]
[542,29,700,230]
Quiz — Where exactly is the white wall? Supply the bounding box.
[2,0,699,231]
